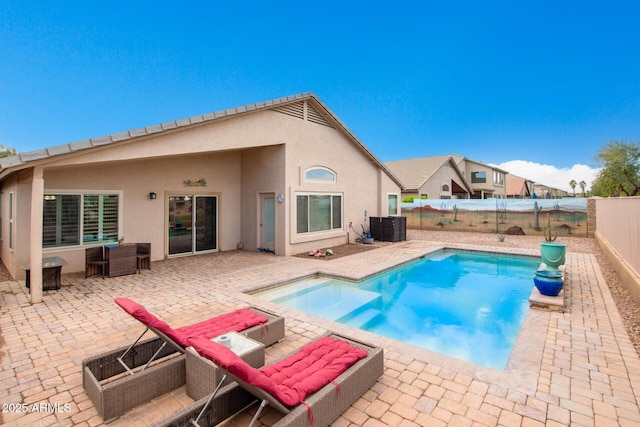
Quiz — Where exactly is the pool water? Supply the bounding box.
[254,250,540,370]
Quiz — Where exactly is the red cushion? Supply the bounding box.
[188,335,367,407]
[114,297,186,344]
[176,309,268,341]
[115,298,268,348]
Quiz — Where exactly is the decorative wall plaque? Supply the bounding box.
[183,178,207,187]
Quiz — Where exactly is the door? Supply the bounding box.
[168,195,217,256]
[260,193,275,252]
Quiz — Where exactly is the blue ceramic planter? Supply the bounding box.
[533,270,564,296]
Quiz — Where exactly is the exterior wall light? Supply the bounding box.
[276,194,284,203]
[149,192,157,200]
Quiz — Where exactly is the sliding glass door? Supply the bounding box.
[168,195,217,255]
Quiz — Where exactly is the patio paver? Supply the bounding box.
[1,240,639,426]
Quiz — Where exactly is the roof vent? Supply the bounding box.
[273,101,304,120]
[306,102,334,128]
[273,100,335,128]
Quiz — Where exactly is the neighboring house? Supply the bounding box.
[532,184,570,199]
[0,93,403,293]
[385,154,508,200]
[506,174,534,198]
[385,155,473,200]
[450,155,508,199]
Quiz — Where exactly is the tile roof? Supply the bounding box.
[506,174,530,196]
[0,93,403,188]
[0,93,314,171]
[385,155,453,189]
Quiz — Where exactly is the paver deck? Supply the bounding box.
[1,240,639,426]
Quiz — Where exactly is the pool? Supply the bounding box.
[253,249,540,370]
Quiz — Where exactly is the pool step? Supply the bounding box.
[257,278,380,322]
[427,251,456,261]
[254,277,333,301]
[340,308,381,328]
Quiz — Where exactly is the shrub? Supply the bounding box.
[402,195,428,203]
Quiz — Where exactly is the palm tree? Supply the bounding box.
[569,179,577,197]
[579,180,587,197]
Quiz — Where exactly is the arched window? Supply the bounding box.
[305,167,336,183]
[442,184,450,192]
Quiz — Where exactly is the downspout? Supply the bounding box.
[378,169,383,216]
[29,167,44,304]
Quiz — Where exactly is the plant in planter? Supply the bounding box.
[540,214,566,271]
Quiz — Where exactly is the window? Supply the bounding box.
[493,171,504,186]
[471,171,486,183]
[441,184,450,192]
[388,194,398,215]
[296,194,342,234]
[304,167,336,182]
[43,192,120,248]
[83,194,119,243]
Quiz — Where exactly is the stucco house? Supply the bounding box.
[385,154,508,200]
[384,155,473,200]
[452,154,508,199]
[0,93,403,300]
[506,173,533,199]
[532,183,570,199]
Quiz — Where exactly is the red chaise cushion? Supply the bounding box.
[176,309,269,342]
[188,335,367,407]
[114,298,268,348]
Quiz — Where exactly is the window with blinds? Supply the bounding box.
[42,193,119,248]
[83,194,119,243]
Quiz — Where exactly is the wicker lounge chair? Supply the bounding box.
[114,297,285,375]
[184,332,384,427]
[82,299,285,422]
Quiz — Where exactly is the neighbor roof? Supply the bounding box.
[385,155,472,192]
[0,93,404,188]
[506,173,532,196]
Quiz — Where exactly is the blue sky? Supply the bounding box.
[1,1,638,190]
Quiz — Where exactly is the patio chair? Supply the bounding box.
[186,332,384,427]
[114,297,285,375]
[85,246,108,279]
[136,242,151,273]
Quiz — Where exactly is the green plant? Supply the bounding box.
[402,195,427,203]
[544,214,557,242]
[533,201,542,230]
[498,234,505,242]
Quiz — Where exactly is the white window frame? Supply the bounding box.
[304,167,336,183]
[295,192,343,235]
[387,193,399,216]
[42,190,123,250]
